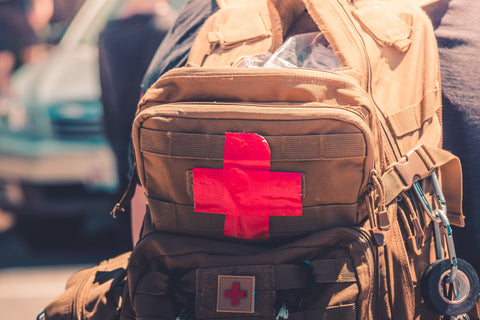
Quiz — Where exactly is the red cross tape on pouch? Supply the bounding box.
[193,132,303,239]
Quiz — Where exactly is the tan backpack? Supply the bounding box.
[117,0,478,319]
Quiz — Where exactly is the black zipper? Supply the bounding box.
[110,163,139,218]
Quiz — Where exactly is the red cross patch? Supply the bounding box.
[193,132,302,239]
[217,275,255,313]
[224,282,246,305]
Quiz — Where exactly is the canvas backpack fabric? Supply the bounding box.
[40,252,130,320]
[118,0,473,319]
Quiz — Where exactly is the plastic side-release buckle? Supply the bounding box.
[392,146,433,189]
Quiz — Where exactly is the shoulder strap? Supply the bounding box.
[416,0,449,28]
[269,0,368,88]
[188,0,370,87]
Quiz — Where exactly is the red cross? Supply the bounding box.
[224,282,247,306]
[193,132,302,239]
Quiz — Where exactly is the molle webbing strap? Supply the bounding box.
[275,260,358,286]
[213,261,357,288]
[309,258,357,283]
[158,259,356,292]
[134,260,356,295]
[140,129,367,161]
[387,88,441,137]
[147,197,358,235]
[381,145,464,226]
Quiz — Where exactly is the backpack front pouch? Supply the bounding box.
[133,67,378,241]
[123,228,375,320]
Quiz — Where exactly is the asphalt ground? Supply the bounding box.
[0,210,132,319]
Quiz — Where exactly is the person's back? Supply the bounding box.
[98,0,176,206]
[0,0,37,93]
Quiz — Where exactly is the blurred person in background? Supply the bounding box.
[0,0,83,94]
[98,0,177,245]
[0,0,39,93]
[140,0,216,94]
[43,0,85,44]
[132,0,217,243]
[26,0,54,42]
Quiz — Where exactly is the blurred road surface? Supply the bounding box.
[0,209,131,319]
[0,265,88,319]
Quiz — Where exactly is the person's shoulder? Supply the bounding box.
[140,0,219,92]
[174,0,217,25]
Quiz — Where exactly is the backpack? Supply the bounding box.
[115,0,479,319]
[39,252,130,320]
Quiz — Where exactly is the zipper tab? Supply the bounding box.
[110,163,139,218]
[366,170,389,246]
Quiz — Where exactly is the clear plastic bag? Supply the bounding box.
[234,32,341,70]
[233,52,273,68]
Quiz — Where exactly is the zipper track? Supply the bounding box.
[151,101,369,123]
[334,0,402,162]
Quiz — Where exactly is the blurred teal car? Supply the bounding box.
[0,0,126,219]
[0,0,187,228]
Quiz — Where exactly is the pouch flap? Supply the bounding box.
[208,7,271,49]
[187,3,273,67]
[387,87,441,138]
[352,0,413,52]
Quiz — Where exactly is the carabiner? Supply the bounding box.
[412,171,458,283]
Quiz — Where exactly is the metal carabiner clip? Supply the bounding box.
[412,171,458,284]
[415,174,480,316]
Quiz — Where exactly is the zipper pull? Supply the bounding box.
[366,170,390,246]
[110,163,139,218]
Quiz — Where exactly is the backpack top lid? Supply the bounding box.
[185,0,442,158]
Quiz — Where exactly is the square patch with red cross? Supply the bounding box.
[217,275,255,313]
